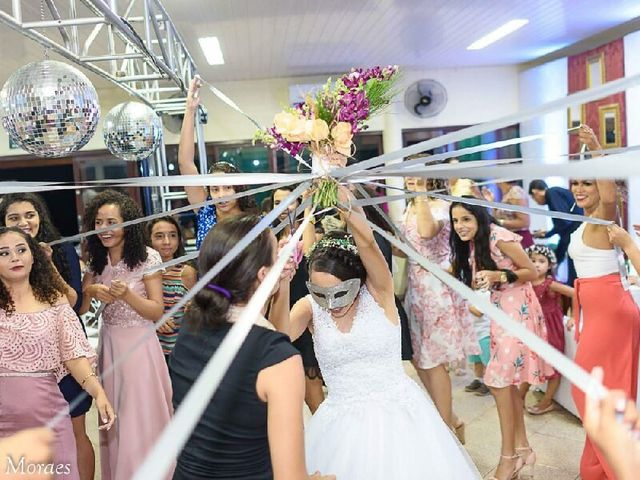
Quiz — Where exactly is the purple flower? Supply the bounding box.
[337,90,370,132]
[268,127,305,157]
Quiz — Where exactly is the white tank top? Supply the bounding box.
[568,223,619,278]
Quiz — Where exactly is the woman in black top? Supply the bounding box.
[170,215,334,480]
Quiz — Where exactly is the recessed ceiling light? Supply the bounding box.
[198,36,225,65]
[467,19,529,50]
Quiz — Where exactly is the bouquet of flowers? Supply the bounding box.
[255,65,399,208]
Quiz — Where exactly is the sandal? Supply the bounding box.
[490,454,523,480]
[451,420,466,445]
[526,403,555,415]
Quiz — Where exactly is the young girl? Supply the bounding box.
[179,78,257,248]
[449,200,553,480]
[277,186,480,480]
[79,190,173,480]
[401,177,478,441]
[521,245,574,415]
[147,217,197,362]
[169,215,334,480]
[0,192,95,480]
[0,227,115,480]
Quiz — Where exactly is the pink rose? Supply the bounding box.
[331,121,353,156]
[274,111,309,143]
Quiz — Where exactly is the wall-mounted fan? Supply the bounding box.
[404,79,447,118]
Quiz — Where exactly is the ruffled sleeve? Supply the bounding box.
[143,247,163,277]
[489,225,522,269]
[56,304,96,380]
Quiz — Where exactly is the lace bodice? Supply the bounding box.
[309,287,407,403]
[0,303,95,381]
[92,247,162,327]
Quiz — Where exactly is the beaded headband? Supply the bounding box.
[306,235,359,258]
[525,244,557,265]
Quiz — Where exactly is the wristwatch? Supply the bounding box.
[499,271,508,283]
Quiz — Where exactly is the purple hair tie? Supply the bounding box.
[207,284,232,299]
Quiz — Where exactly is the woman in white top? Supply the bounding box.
[567,125,640,480]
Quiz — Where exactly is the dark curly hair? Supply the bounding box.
[307,230,367,283]
[147,216,186,259]
[0,193,71,283]
[0,227,67,315]
[449,199,498,287]
[208,162,258,214]
[83,190,148,275]
[185,215,275,330]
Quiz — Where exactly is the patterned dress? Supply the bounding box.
[196,201,217,249]
[402,204,479,369]
[0,303,95,480]
[157,264,189,358]
[471,225,553,388]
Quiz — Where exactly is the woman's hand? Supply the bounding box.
[39,242,53,260]
[157,318,177,334]
[88,284,116,304]
[475,270,502,290]
[578,124,602,151]
[95,392,117,431]
[109,280,130,300]
[607,224,635,251]
[481,186,494,203]
[186,77,202,112]
[566,316,575,331]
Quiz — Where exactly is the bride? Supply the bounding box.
[273,186,480,479]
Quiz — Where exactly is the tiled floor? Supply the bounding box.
[87,362,585,479]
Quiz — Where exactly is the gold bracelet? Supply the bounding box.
[80,372,97,388]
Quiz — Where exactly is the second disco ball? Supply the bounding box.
[103,101,162,162]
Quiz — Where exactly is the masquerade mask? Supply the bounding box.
[306,278,361,310]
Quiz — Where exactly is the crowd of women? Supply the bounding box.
[1,96,639,480]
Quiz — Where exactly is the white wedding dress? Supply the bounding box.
[305,287,481,480]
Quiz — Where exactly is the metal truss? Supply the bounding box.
[0,0,210,217]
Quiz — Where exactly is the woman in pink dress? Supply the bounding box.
[450,201,553,480]
[0,227,115,480]
[79,190,173,480]
[401,177,479,442]
[482,182,534,248]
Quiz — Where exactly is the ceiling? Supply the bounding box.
[0,0,639,87]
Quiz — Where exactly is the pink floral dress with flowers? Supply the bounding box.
[402,204,479,369]
[471,225,553,388]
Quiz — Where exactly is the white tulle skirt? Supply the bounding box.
[305,378,481,480]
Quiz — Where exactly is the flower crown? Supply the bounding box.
[525,244,557,265]
[306,235,359,258]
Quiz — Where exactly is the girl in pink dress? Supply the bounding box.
[0,227,115,480]
[401,177,478,441]
[79,190,173,480]
[522,245,574,415]
[449,201,553,480]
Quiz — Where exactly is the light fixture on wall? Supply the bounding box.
[198,36,225,65]
[467,19,529,50]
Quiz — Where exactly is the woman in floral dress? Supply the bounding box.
[401,177,479,442]
[449,200,553,480]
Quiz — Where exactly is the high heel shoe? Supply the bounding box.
[490,454,524,480]
[515,446,536,479]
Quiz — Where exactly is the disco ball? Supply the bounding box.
[0,60,100,157]
[103,101,162,162]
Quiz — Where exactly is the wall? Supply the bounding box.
[625,30,640,227]
[518,57,569,233]
[0,65,520,158]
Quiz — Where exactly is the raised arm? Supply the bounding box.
[608,224,640,274]
[179,78,208,207]
[579,125,617,221]
[414,180,444,239]
[337,186,394,300]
